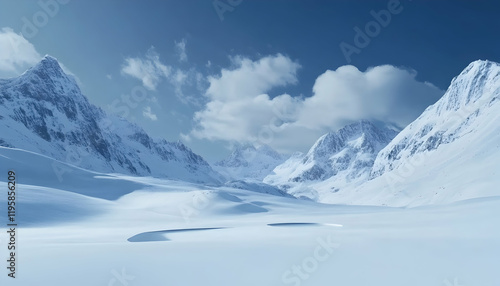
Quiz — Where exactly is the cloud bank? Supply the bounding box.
[188,54,301,144]
[187,54,444,153]
[0,28,41,78]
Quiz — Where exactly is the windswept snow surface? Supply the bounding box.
[0,147,498,286]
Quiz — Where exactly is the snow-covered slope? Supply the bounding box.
[322,60,500,206]
[1,144,499,286]
[0,55,221,184]
[0,145,299,226]
[264,120,397,200]
[371,60,500,177]
[214,144,288,181]
[223,180,295,198]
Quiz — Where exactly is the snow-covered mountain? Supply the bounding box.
[264,120,397,200]
[0,55,222,184]
[371,60,500,177]
[214,144,288,181]
[2,56,498,206]
[321,60,500,206]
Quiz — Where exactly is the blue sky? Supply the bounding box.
[0,0,499,161]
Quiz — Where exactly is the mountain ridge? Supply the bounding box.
[371,59,500,178]
[0,55,222,184]
[318,59,500,206]
[214,144,288,181]
[264,120,397,200]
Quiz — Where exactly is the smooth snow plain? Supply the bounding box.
[0,147,498,286]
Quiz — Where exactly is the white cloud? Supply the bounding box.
[171,69,188,86]
[120,45,202,107]
[0,28,82,86]
[0,27,42,78]
[175,39,188,62]
[295,65,444,130]
[106,74,112,80]
[142,106,158,121]
[169,69,189,100]
[188,54,301,144]
[121,47,171,91]
[187,55,444,153]
[206,54,301,101]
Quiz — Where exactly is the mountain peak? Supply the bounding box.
[459,60,499,83]
[214,144,287,181]
[0,57,222,184]
[342,119,377,133]
[335,120,378,135]
[31,55,65,74]
[17,54,76,89]
[264,120,398,199]
[256,144,284,159]
[11,54,85,102]
[41,54,60,65]
[371,59,500,179]
[436,59,500,114]
[311,120,396,159]
[465,59,499,70]
[236,143,257,152]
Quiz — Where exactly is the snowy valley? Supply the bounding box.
[0,57,499,286]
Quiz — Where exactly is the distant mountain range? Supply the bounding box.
[263,120,397,200]
[1,57,498,206]
[262,60,500,206]
[214,144,288,181]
